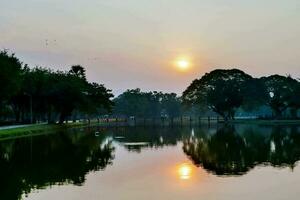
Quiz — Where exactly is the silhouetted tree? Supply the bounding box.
[1,51,114,124]
[288,82,300,118]
[69,65,86,80]
[242,78,269,112]
[79,82,114,119]
[261,75,298,118]
[0,50,22,116]
[113,89,151,117]
[113,89,182,118]
[182,69,253,120]
[160,93,181,118]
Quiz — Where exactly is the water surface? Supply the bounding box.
[1,124,300,200]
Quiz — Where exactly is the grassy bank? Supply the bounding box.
[0,121,99,141]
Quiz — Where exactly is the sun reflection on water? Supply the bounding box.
[178,163,193,180]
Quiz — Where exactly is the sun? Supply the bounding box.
[175,58,191,71]
[178,60,189,68]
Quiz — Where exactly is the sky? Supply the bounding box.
[1,0,300,95]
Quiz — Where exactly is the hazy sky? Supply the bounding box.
[1,0,300,95]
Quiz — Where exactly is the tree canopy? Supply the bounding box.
[261,75,299,118]
[113,89,181,118]
[182,69,254,120]
[183,69,300,120]
[0,50,113,124]
[0,50,22,107]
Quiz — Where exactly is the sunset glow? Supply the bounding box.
[175,58,191,71]
[178,163,192,180]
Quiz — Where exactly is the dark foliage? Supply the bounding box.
[0,50,113,124]
[113,88,181,118]
[183,69,300,120]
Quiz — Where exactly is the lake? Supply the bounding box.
[1,124,300,200]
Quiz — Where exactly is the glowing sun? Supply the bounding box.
[175,58,191,71]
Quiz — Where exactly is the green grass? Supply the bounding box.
[0,121,100,141]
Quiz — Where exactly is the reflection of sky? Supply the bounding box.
[24,139,300,200]
[1,0,300,95]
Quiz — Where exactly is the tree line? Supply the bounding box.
[0,50,114,124]
[182,69,300,120]
[113,88,182,118]
[112,69,300,121]
[1,50,300,124]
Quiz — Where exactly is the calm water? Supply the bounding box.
[1,124,300,200]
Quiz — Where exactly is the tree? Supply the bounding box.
[9,63,114,124]
[79,82,114,118]
[289,82,300,118]
[241,78,269,112]
[11,67,56,123]
[182,69,252,121]
[160,93,181,118]
[0,50,22,112]
[48,71,85,123]
[113,89,154,118]
[261,75,298,119]
[69,65,86,80]
[113,89,182,118]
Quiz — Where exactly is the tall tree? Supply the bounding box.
[79,82,114,118]
[182,69,253,120]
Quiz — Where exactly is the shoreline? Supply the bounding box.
[225,119,300,125]
[0,121,100,141]
[1,119,300,141]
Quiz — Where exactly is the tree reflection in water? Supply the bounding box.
[110,126,300,176]
[0,128,115,200]
[183,125,300,176]
[2,125,300,200]
[110,127,187,153]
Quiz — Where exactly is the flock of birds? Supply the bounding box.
[44,39,57,46]
[43,39,99,61]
